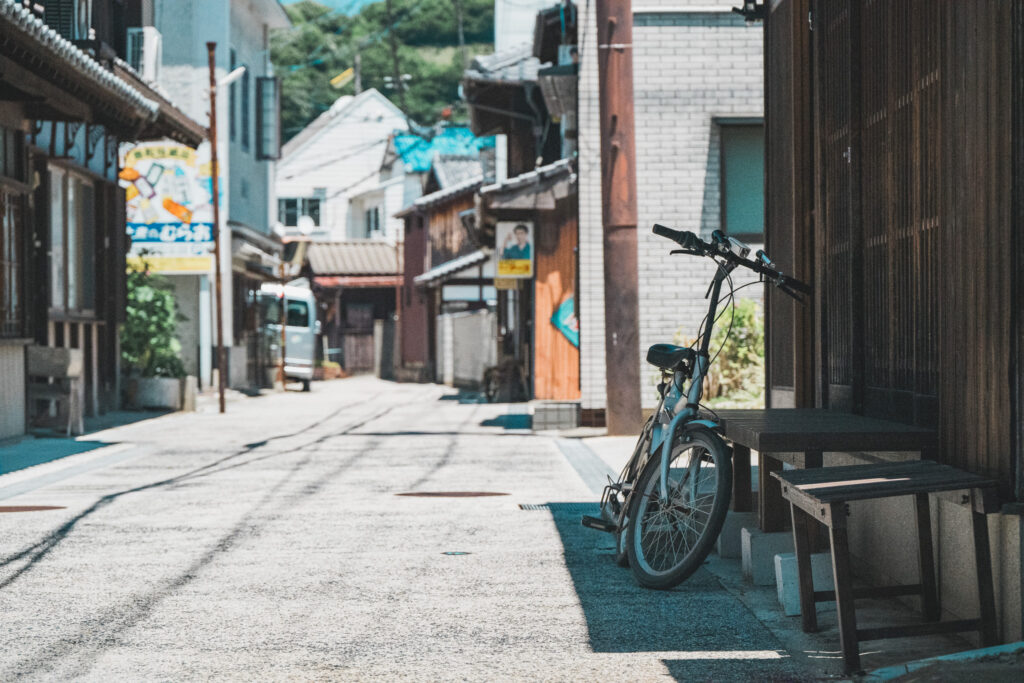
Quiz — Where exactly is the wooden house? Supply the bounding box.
[0,0,204,440]
[762,0,1023,641]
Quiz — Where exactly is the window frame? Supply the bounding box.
[48,164,97,317]
[717,119,765,243]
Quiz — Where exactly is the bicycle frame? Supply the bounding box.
[648,259,735,504]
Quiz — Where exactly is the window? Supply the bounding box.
[286,300,309,327]
[1,189,23,337]
[241,65,250,152]
[48,166,96,314]
[229,49,237,143]
[364,206,380,236]
[256,76,281,160]
[278,198,320,228]
[0,126,25,182]
[720,124,765,240]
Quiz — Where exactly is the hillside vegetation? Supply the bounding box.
[273,0,495,140]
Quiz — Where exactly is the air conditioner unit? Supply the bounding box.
[44,0,92,42]
[126,26,162,83]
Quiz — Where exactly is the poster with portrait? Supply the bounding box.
[496,221,534,278]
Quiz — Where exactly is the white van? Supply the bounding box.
[259,282,319,391]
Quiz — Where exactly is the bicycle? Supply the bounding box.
[582,224,810,589]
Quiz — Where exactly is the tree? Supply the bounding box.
[273,0,494,139]
[121,256,187,379]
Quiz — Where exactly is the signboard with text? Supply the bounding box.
[496,221,534,278]
[121,142,219,274]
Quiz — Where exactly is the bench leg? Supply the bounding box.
[914,493,940,621]
[759,453,787,532]
[790,503,818,632]
[732,444,752,512]
[971,509,998,646]
[827,503,861,674]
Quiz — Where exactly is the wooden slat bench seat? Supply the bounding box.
[715,409,937,531]
[26,345,84,437]
[773,460,999,674]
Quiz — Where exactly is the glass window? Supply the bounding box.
[256,76,280,160]
[720,124,765,239]
[49,166,65,309]
[1,189,23,337]
[48,167,96,313]
[286,300,309,327]
[301,198,320,226]
[241,66,250,152]
[278,198,298,226]
[229,49,237,143]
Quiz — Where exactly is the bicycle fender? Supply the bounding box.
[657,418,723,502]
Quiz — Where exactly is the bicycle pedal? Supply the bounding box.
[581,515,616,533]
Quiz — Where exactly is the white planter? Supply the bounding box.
[130,377,182,410]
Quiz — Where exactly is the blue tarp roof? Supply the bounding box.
[393,127,495,173]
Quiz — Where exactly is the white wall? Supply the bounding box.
[494,0,554,53]
[577,0,764,412]
[275,91,408,240]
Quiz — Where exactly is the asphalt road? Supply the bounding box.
[0,377,824,681]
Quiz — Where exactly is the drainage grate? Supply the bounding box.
[396,491,509,498]
[518,503,601,512]
[0,506,66,513]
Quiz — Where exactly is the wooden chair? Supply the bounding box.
[774,461,999,674]
[26,346,85,437]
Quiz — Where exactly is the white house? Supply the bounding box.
[275,89,408,241]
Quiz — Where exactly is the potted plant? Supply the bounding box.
[121,254,188,409]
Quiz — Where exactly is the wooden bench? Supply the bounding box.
[715,409,937,531]
[26,345,85,437]
[773,460,999,674]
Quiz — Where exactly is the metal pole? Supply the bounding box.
[596,0,642,434]
[278,261,287,389]
[206,42,227,414]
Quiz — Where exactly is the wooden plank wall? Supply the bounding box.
[787,0,1018,491]
[533,198,580,401]
[764,0,815,408]
[1013,0,1024,500]
[428,194,477,267]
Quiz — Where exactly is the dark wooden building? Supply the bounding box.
[763,0,1023,640]
[0,0,203,440]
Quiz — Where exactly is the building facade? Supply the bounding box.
[0,0,203,441]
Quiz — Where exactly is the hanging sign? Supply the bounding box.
[551,296,579,348]
[496,221,534,278]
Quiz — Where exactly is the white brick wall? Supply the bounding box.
[578,2,764,411]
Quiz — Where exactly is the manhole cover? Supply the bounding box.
[442,551,471,556]
[396,492,509,498]
[0,506,66,513]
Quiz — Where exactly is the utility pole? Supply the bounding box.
[354,51,363,94]
[384,0,407,112]
[596,0,642,435]
[206,42,227,414]
[453,0,467,68]
[277,262,287,390]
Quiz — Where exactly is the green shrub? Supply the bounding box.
[673,297,765,409]
[121,256,186,379]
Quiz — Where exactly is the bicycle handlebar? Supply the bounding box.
[652,224,812,301]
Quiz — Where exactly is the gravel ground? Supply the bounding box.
[0,377,826,681]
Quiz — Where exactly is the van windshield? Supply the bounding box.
[261,296,310,327]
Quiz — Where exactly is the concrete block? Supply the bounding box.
[716,511,757,559]
[741,527,793,586]
[774,552,835,616]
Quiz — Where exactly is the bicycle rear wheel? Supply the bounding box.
[625,428,731,589]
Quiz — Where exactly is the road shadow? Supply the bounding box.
[437,390,488,404]
[545,502,810,680]
[479,414,532,430]
[0,440,113,476]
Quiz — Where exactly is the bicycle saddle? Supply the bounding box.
[646,343,696,371]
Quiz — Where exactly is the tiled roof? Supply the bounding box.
[0,0,159,122]
[464,43,543,84]
[480,158,575,196]
[307,240,402,276]
[392,127,494,173]
[432,155,484,189]
[413,249,490,287]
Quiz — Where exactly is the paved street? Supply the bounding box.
[0,378,827,681]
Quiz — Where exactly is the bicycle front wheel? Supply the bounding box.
[625,428,732,589]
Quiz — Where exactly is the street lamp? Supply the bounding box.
[205,43,245,414]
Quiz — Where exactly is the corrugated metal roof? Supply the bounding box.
[465,44,543,84]
[480,158,575,196]
[392,127,495,173]
[413,249,490,287]
[307,240,403,276]
[0,0,158,122]
[433,155,484,189]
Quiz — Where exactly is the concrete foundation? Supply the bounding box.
[717,511,757,559]
[741,527,793,586]
[532,401,581,431]
[774,551,835,616]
